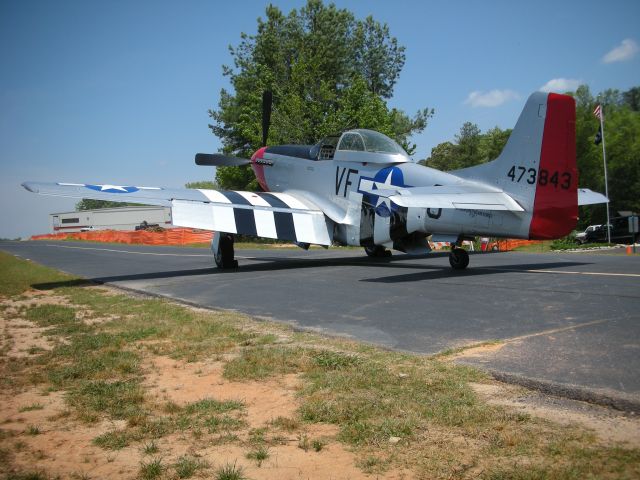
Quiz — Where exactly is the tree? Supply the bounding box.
[208,0,432,190]
[185,181,218,190]
[420,124,510,171]
[75,199,141,211]
[569,84,640,228]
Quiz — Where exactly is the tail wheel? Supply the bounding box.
[364,245,392,258]
[449,248,469,270]
[215,234,238,269]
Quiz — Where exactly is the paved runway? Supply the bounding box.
[2,240,639,405]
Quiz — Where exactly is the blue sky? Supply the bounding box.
[1,0,638,238]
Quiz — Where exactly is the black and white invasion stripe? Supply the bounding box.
[170,190,332,245]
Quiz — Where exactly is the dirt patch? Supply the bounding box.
[0,291,71,357]
[471,382,640,447]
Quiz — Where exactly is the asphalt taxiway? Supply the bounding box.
[2,240,639,409]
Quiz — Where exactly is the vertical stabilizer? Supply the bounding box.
[454,92,578,239]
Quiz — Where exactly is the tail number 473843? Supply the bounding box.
[507,166,572,189]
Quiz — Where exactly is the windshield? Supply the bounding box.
[337,129,407,155]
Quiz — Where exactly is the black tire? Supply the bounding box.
[449,248,469,270]
[364,245,392,258]
[215,234,237,269]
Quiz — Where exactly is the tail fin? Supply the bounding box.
[455,92,578,239]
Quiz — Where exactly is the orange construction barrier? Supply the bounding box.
[31,228,213,246]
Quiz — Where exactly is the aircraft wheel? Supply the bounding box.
[449,247,469,270]
[215,234,238,269]
[364,245,392,258]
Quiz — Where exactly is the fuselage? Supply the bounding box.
[251,148,530,248]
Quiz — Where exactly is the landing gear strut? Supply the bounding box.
[449,247,469,270]
[212,233,238,269]
[364,245,392,258]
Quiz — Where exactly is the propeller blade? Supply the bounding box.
[195,153,250,167]
[262,90,272,147]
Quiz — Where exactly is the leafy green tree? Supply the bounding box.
[209,0,432,191]
[570,84,640,228]
[75,199,141,211]
[420,124,510,171]
[185,181,218,190]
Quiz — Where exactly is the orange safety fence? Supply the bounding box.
[31,229,542,251]
[31,228,213,246]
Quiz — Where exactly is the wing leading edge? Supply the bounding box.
[22,182,332,245]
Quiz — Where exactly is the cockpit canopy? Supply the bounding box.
[338,129,407,155]
[267,129,410,164]
[311,129,409,164]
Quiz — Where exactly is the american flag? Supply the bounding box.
[593,104,602,120]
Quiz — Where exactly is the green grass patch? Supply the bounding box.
[67,380,145,421]
[174,455,209,478]
[25,304,76,327]
[214,462,246,480]
[93,430,130,450]
[246,445,269,466]
[223,346,311,380]
[139,457,164,480]
[0,251,74,296]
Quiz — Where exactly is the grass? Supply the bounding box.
[18,403,44,412]
[246,445,270,466]
[1,251,640,479]
[92,430,130,450]
[0,251,72,296]
[139,458,163,480]
[142,440,159,455]
[25,425,41,436]
[25,304,76,327]
[174,455,208,478]
[214,462,245,480]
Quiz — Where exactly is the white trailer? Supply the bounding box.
[51,206,172,233]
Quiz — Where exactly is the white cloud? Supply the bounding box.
[464,89,519,108]
[539,78,583,93]
[602,38,639,63]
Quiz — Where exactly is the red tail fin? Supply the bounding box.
[528,93,578,239]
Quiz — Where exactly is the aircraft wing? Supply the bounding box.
[361,184,525,212]
[577,188,609,206]
[22,181,332,245]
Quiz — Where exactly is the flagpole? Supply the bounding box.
[599,105,611,244]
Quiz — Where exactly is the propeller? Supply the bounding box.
[196,90,273,167]
[262,90,272,147]
[195,153,250,167]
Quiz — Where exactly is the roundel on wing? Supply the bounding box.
[85,184,140,193]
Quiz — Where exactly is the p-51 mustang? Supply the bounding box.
[23,91,607,270]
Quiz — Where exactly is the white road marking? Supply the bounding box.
[486,267,640,278]
[43,243,256,260]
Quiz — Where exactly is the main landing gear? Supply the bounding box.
[212,232,238,269]
[364,245,392,258]
[448,247,469,270]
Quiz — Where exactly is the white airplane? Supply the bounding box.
[23,91,607,270]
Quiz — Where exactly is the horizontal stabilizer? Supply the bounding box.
[578,188,608,206]
[377,185,525,212]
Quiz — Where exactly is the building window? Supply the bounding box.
[61,218,80,224]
